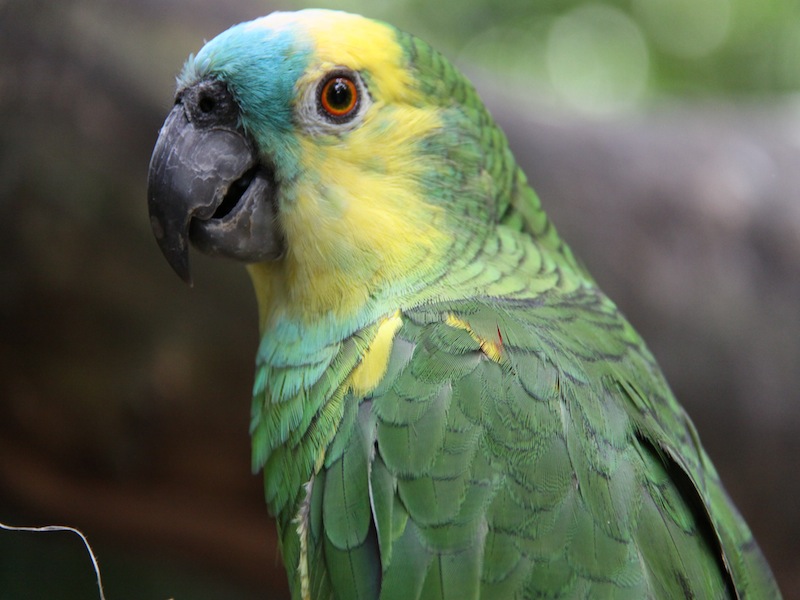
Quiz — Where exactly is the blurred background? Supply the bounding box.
[1,0,798,598]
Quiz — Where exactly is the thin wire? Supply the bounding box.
[0,520,106,600]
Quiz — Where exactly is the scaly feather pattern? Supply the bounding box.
[253,226,780,598]
[287,283,779,598]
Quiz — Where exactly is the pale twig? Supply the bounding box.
[0,520,106,600]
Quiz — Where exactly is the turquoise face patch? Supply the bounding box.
[179,16,314,183]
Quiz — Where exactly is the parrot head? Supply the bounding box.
[149,9,521,328]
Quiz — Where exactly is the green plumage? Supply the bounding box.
[150,9,781,600]
[280,289,779,599]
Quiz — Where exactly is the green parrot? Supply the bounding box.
[147,9,780,599]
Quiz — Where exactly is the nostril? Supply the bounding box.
[198,94,216,113]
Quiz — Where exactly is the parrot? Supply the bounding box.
[147,9,781,600]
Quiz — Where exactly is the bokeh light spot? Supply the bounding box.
[633,0,732,59]
[546,4,649,115]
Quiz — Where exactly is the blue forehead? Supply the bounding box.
[178,18,313,178]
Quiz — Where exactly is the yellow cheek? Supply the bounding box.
[279,151,447,316]
[247,11,451,323]
[269,99,448,317]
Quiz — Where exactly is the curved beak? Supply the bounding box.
[147,100,282,284]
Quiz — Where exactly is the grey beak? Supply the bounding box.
[147,92,282,284]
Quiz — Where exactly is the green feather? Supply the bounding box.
[377,523,431,600]
[323,417,371,550]
[377,384,450,476]
[368,455,396,565]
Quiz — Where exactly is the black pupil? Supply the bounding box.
[327,79,352,110]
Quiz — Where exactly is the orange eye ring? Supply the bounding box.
[318,74,359,121]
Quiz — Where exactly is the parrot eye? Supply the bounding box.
[300,68,370,133]
[315,69,369,125]
[318,74,359,121]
